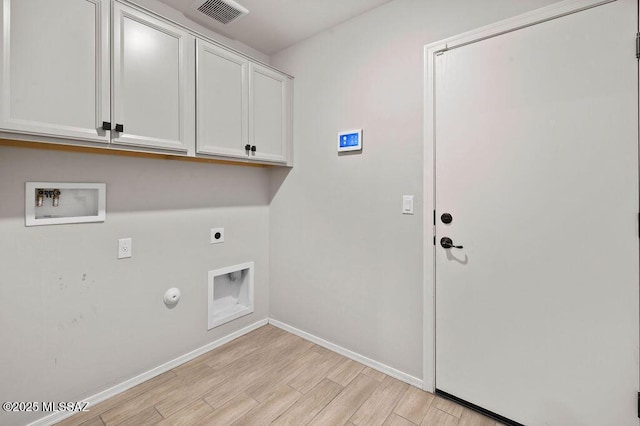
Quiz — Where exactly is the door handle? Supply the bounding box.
[440,237,463,249]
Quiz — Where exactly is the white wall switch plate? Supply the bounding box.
[210,228,224,244]
[402,195,414,215]
[118,238,132,259]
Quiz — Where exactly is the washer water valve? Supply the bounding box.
[36,189,61,207]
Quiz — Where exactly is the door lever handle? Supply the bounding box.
[440,237,463,249]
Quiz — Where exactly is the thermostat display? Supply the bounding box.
[338,129,362,152]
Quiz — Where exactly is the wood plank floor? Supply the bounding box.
[56,325,500,426]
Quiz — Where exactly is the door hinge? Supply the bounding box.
[636,33,639,59]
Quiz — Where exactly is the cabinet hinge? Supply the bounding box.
[636,33,639,59]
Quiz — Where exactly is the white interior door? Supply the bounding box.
[434,1,639,425]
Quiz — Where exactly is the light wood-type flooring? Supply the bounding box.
[57,325,500,426]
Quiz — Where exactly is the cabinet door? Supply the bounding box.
[249,63,291,164]
[196,39,248,158]
[112,2,194,153]
[0,0,110,143]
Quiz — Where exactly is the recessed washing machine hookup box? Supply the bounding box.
[25,182,106,226]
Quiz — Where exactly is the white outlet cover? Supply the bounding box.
[118,238,132,259]
[210,228,224,244]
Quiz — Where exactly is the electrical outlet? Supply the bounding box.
[210,228,224,244]
[118,238,132,259]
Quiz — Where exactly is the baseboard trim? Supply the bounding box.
[268,318,423,388]
[28,318,269,426]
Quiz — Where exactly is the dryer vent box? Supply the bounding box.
[208,261,254,329]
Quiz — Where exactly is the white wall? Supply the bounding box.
[0,146,270,426]
[268,0,561,381]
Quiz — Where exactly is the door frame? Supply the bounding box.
[422,0,621,393]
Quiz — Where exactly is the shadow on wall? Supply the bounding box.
[268,166,293,203]
[0,146,274,219]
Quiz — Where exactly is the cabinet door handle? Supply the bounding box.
[101,121,111,131]
[250,145,257,152]
[115,123,124,132]
[245,144,251,151]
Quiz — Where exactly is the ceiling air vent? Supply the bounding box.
[191,0,249,25]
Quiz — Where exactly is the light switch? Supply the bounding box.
[403,195,414,215]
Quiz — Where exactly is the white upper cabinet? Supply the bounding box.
[111,2,195,153]
[196,39,248,158]
[196,43,292,164]
[249,63,291,164]
[0,0,291,165]
[0,0,110,143]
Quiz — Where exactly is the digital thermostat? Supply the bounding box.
[337,129,362,152]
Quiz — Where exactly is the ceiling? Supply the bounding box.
[156,0,395,55]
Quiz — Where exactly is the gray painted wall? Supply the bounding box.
[0,147,271,426]
[268,0,561,380]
